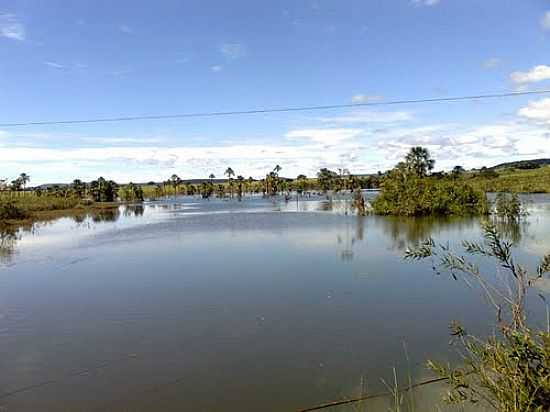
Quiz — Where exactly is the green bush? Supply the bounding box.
[495,193,526,221]
[406,222,550,411]
[372,169,488,216]
[0,199,28,220]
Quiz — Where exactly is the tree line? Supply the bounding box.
[1,146,525,205]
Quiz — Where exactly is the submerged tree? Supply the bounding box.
[170,174,181,197]
[89,177,118,202]
[236,175,244,199]
[225,167,235,198]
[118,182,144,202]
[317,168,338,193]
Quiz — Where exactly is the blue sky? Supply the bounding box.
[1,0,550,184]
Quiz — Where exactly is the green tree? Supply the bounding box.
[451,165,465,178]
[170,174,181,197]
[19,173,30,191]
[405,146,435,177]
[317,168,338,192]
[237,175,244,199]
[11,178,22,192]
[295,174,307,194]
[71,179,85,198]
[225,167,235,198]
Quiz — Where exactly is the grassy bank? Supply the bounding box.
[468,165,550,193]
[0,193,119,225]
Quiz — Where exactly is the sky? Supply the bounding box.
[1,0,550,184]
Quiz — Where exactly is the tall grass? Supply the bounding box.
[0,192,80,213]
[469,165,550,193]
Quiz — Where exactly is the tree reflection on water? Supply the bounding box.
[0,226,19,265]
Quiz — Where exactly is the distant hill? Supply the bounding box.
[489,158,550,170]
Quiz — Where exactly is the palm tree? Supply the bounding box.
[405,146,435,177]
[237,175,245,199]
[224,168,234,179]
[19,173,30,191]
[170,174,180,197]
[271,165,282,195]
[71,179,85,198]
[224,167,235,198]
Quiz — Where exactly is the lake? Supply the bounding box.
[1,193,550,411]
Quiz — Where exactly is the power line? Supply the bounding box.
[1,89,548,127]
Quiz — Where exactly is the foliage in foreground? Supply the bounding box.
[372,168,489,216]
[406,221,550,411]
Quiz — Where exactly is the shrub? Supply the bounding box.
[0,199,28,220]
[495,193,526,221]
[406,222,550,411]
[372,169,488,216]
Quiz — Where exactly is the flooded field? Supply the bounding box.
[1,194,549,411]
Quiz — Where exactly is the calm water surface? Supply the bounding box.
[1,194,550,411]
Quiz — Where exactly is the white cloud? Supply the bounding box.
[210,65,223,72]
[0,13,25,41]
[411,0,440,7]
[319,110,412,124]
[541,11,550,30]
[119,24,133,34]
[80,137,164,145]
[510,65,550,86]
[351,94,384,103]
[517,98,550,124]
[2,112,550,184]
[43,61,65,69]
[482,57,501,70]
[220,43,247,60]
[0,140,369,184]
[374,121,550,170]
[285,128,363,144]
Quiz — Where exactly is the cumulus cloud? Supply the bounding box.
[373,121,550,170]
[220,43,247,60]
[411,0,440,7]
[517,98,550,124]
[285,128,363,144]
[351,94,384,103]
[541,11,550,30]
[0,140,370,184]
[510,65,550,86]
[0,13,25,41]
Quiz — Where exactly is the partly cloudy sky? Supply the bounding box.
[0,1,549,184]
